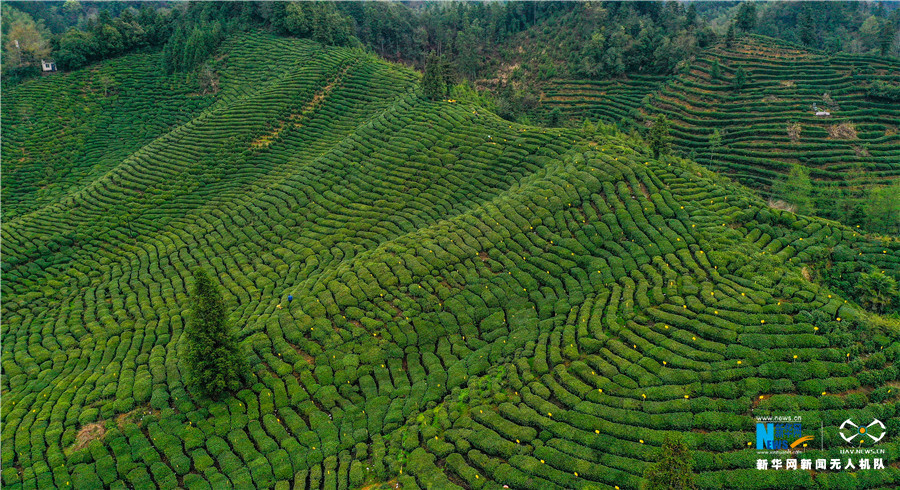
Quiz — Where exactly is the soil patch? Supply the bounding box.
[827,123,857,139]
[70,423,107,452]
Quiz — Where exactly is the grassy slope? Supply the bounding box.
[544,34,900,190]
[3,32,900,490]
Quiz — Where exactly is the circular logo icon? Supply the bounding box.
[839,419,886,444]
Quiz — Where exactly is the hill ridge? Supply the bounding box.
[3,32,899,490]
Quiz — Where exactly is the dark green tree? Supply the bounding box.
[733,66,748,91]
[878,21,893,56]
[454,20,483,80]
[684,4,698,29]
[440,55,454,94]
[774,164,813,215]
[645,434,697,489]
[548,107,562,127]
[278,2,353,46]
[857,269,899,314]
[185,268,247,400]
[725,23,736,48]
[55,29,97,70]
[799,5,816,46]
[709,129,722,165]
[864,180,900,235]
[735,2,758,31]
[648,114,671,159]
[422,51,446,100]
[581,118,596,136]
[710,59,721,79]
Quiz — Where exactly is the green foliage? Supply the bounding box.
[1,5,51,71]
[422,52,447,101]
[744,0,898,55]
[857,269,899,314]
[732,66,748,91]
[185,268,248,399]
[863,181,900,235]
[50,6,167,72]
[161,22,225,74]
[648,115,671,159]
[708,129,722,166]
[645,434,696,490]
[548,107,562,127]
[573,2,717,78]
[735,3,758,31]
[867,80,900,102]
[274,2,353,46]
[773,165,813,216]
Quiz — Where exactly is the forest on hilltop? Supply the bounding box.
[4,1,899,82]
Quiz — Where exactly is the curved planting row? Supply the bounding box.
[394,150,900,489]
[545,35,900,191]
[3,33,899,490]
[2,53,215,219]
[544,76,666,125]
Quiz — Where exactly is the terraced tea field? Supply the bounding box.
[2,52,216,220]
[545,35,900,190]
[543,76,666,127]
[3,32,900,489]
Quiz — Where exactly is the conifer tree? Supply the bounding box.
[648,114,671,159]
[878,21,893,56]
[725,23,736,48]
[864,181,900,235]
[645,434,697,489]
[799,5,816,46]
[185,268,247,399]
[548,107,562,127]
[735,2,757,31]
[774,164,814,215]
[440,55,454,94]
[422,52,446,100]
[710,59,721,79]
[709,129,722,165]
[733,66,748,91]
[582,118,596,136]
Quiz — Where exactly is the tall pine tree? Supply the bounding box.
[709,129,722,166]
[648,114,671,159]
[733,66,748,91]
[774,164,814,215]
[735,2,757,31]
[185,268,247,400]
[422,51,447,100]
[645,435,697,489]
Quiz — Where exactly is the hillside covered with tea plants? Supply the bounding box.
[3,32,900,490]
[545,35,900,191]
